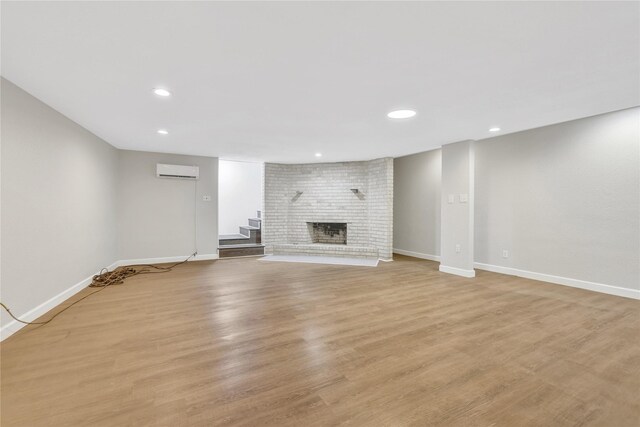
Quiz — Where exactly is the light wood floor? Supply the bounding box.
[1,255,638,426]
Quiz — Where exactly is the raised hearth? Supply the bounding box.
[271,243,378,260]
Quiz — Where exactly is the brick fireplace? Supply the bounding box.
[263,158,393,260]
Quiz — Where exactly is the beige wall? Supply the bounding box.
[393,149,441,257]
[393,107,639,292]
[117,150,219,260]
[475,107,640,291]
[440,140,475,275]
[1,78,119,329]
[1,79,220,338]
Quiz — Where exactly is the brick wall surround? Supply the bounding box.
[263,158,393,260]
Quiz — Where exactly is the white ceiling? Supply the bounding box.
[2,1,639,163]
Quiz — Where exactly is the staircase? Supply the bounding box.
[219,212,265,258]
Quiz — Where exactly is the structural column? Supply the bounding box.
[440,140,475,277]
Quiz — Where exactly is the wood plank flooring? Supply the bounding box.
[1,255,638,426]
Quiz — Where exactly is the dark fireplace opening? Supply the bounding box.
[308,222,347,245]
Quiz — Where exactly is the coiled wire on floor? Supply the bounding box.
[0,253,196,327]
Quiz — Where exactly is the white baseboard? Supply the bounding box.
[474,262,640,300]
[1,253,219,342]
[392,251,637,300]
[193,253,219,261]
[439,264,476,278]
[0,260,119,342]
[116,253,218,267]
[393,248,441,262]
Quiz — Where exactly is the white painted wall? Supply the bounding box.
[218,160,262,235]
[475,107,640,292]
[1,78,119,334]
[117,150,219,260]
[393,149,441,259]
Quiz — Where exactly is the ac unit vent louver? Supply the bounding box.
[156,164,200,180]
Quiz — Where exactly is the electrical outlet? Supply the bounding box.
[502,250,509,258]
[455,244,461,253]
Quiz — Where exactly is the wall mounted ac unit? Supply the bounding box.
[156,164,200,180]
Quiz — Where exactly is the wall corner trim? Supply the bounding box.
[474,262,640,300]
[439,264,476,278]
[393,249,441,262]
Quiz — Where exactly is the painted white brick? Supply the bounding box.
[264,159,393,260]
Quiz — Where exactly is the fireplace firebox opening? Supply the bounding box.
[307,222,347,245]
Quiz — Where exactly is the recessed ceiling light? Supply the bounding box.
[387,109,417,119]
[489,127,501,132]
[153,88,171,97]
[315,153,322,157]
[157,129,169,135]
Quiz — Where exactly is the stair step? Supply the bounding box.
[239,225,261,244]
[219,243,265,249]
[219,233,251,245]
[248,218,262,228]
[219,233,248,240]
[219,244,265,258]
[239,225,259,236]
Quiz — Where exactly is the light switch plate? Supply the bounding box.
[459,194,468,203]
[202,195,212,202]
[448,194,455,204]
